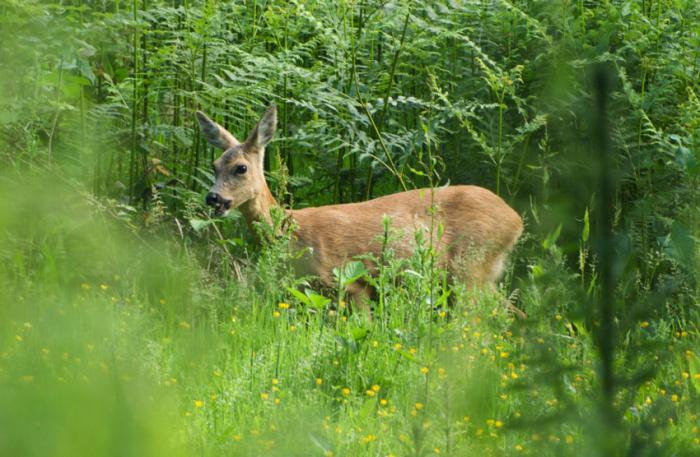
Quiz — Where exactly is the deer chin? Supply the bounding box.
[214,201,232,217]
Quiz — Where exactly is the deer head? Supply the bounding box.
[196,105,277,216]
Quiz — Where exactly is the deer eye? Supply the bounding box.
[234,164,247,175]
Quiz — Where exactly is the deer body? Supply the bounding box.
[197,105,523,307]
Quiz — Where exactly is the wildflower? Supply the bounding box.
[682,372,689,379]
[360,434,376,444]
[232,434,241,442]
[420,367,429,374]
[500,394,508,400]
[272,311,281,318]
[438,367,446,378]
[640,321,649,328]
[316,378,323,385]
[415,402,424,410]
[645,397,652,405]
[515,444,524,452]
[274,398,281,405]
[342,388,350,396]
[434,448,441,454]
[495,421,503,428]
[500,351,509,358]
[371,384,381,392]
[671,394,679,402]
[380,399,388,406]
[555,314,562,320]
[366,390,376,397]
[371,340,379,348]
[278,302,290,309]
[100,284,109,290]
[393,343,402,350]
[289,325,297,332]
[194,400,204,408]
[272,378,279,385]
[565,435,574,444]
[486,419,495,427]
[260,392,269,400]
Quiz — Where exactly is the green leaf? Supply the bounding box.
[189,218,214,233]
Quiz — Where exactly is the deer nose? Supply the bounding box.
[205,192,221,206]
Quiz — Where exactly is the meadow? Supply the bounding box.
[1,0,699,456]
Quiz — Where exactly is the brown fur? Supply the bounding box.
[197,105,523,310]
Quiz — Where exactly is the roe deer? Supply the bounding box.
[197,105,523,312]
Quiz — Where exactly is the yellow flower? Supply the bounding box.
[500,352,509,358]
[232,434,241,442]
[486,419,495,427]
[640,321,650,328]
[342,388,350,396]
[371,340,379,348]
[420,367,429,374]
[366,390,376,397]
[315,378,323,385]
[371,384,381,392]
[260,392,269,400]
[272,378,279,385]
[194,400,204,408]
[671,394,679,402]
[289,325,297,332]
[565,435,574,444]
[682,372,689,379]
[278,302,290,309]
[360,434,376,444]
[380,399,388,406]
[495,420,503,428]
[274,398,281,405]
[515,444,524,452]
[415,402,424,410]
[100,284,109,290]
[393,343,402,350]
[272,311,281,318]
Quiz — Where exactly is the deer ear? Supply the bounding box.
[195,111,240,150]
[246,104,277,149]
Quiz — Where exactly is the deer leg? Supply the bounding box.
[346,280,374,320]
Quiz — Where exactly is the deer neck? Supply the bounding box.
[239,184,278,236]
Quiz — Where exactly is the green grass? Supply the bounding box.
[1,175,698,456]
